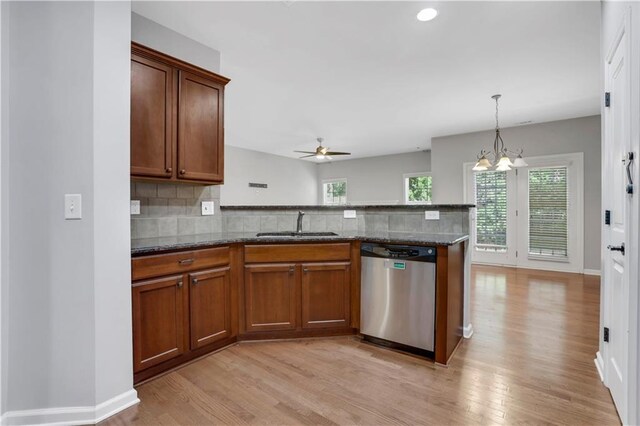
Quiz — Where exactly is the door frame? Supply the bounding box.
[598,7,639,424]
[463,152,584,273]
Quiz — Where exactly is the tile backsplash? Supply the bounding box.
[131,182,470,239]
[130,182,222,239]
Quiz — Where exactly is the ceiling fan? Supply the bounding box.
[294,137,351,160]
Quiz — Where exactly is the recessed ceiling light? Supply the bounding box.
[417,8,438,22]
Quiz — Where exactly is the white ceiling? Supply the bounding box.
[132,1,601,160]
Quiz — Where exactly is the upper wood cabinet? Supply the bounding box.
[130,43,230,184]
[131,54,174,178]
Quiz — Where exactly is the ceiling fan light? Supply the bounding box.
[315,154,325,160]
[512,155,528,168]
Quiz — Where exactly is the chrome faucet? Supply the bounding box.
[296,211,305,233]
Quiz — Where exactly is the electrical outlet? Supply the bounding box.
[201,201,215,216]
[343,210,357,219]
[65,194,82,220]
[130,200,141,215]
[424,210,440,220]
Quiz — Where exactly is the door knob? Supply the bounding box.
[180,169,186,175]
[165,167,172,174]
[192,278,199,285]
[607,243,625,255]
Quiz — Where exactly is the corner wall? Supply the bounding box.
[431,115,602,271]
[1,2,136,424]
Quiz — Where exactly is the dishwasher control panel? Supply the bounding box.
[361,243,436,262]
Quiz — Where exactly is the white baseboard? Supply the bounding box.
[1,389,139,426]
[584,269,601,276]
[463,324,474,339]
[594,351,605,383]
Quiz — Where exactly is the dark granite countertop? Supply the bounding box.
[220,204,474,211]
[131,231,469,256]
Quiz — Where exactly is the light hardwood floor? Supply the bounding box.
[104,265,620,425]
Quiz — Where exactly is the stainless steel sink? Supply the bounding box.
[256,231,338,238]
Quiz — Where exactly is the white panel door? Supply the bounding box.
[603,20,630,421]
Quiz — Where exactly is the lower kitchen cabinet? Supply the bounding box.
[189,266,232,350]
[132,274,187,373]
[241,243,355,338]
[131,245,237,383]
[244,263,298,332]
[301,262,351,329]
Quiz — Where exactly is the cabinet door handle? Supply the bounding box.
[177,281,183,288]
[178,258,194,266]
[303,268,309,273]
[179,169,186,175]
[192,278,199,285]
[165,167,172,174]
[289,267,295,274]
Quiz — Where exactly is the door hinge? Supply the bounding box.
[604,327,610,342]
[515,250,518,258]
[516,210,519,217]
[605,92,611,107]
[605,210,611,225]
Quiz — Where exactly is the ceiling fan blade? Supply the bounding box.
[325,151,351,156]
[294,150,316,154]
[299,154,316,158]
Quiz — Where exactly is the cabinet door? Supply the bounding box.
[245,264,297,332]
[132,275,186,372]
[131,53,175,178]
[301,262,351,329]
[177,71,224,182]
[189,267,231,350]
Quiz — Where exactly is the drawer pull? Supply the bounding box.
[177,281,183,288]
[192,278,199,285]
[303,268,309,273]
[289,267,295,274]
[178,258,194,266]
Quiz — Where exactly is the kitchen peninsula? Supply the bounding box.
[131,204,472,383]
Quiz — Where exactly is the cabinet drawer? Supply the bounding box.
[244,243,351,263]
[132,247,230,281]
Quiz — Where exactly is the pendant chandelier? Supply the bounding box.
[473,94,527,171]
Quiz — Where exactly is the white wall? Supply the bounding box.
[431,115,601,271]
[316,151,431,204]
[221,145,318,205]
[1,2,136,423]
[93,1,136,409]
[131,12,220,72]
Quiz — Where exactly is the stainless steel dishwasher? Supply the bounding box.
[360,242,436,356]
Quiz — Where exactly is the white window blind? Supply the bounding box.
[528,167,568,258]
[475,171,507,251]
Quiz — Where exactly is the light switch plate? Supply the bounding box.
[201,201,215,216]
[343,209,357,219]
[130,200,141,215]
[65,194,82,220]
[425,210,440,220]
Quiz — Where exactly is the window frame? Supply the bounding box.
[321,178,348,206]
[403,172,433,205]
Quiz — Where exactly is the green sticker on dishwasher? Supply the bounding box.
[393,262,406,270]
